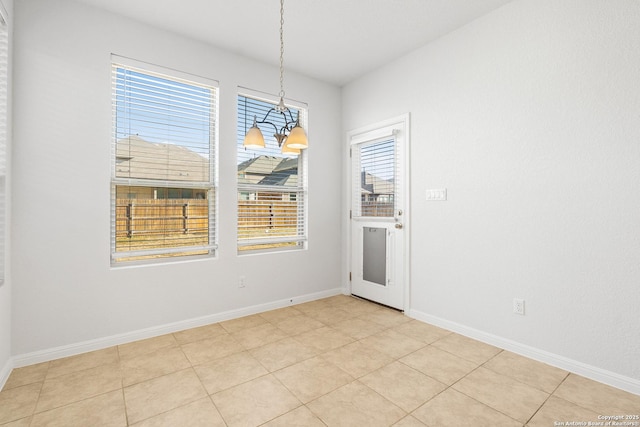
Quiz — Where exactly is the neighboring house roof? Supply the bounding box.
[238,155,298,187]
[116,135,209,182]
[273,157,298,173]
[361,171,393,195]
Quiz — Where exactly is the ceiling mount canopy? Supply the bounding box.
[243,0,308,153]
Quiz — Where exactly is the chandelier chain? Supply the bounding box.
[279,0,285,99]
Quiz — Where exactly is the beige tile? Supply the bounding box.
[0,383,41,424]
[320,341,393,378]
[294,326,354,353]
[431,333,500,365]
[340,298,384,316]
[211,374,300,427]
[391,320,452,344]
[118,334,178,360]
[36,363,122,413]
[307,381,406,427]
[274,356,354,403]
[262,405,326,427]
[554,373,640,414]
[305,306,356,325]
[259,306,303,324]
[231,323,288,350]
[3,362,49,390]
[173,323,226,345]
[484,351,568,393]
[413,388,521,427]
[359,308,411,328]
[452,367,549,423]
[0,416,32,426]
[274,314,324,335]
[193,351,268,395]
[330,317,386,340]
[30,390,126,427]
[123,368,207,425]
[360,361,446,412]
[400,346,478,385]
[220,314,268,333]
[360,329,425,359]
[47,347,119,379]
[393,415,427,426]
[181,333,244,365]
[121,346,191,386]
[322,294,356,307]
[527,395,601,427]
[130,397,226,427]
[294,299,331,314]
[249,337,318,372]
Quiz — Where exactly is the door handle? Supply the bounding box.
[395,223,403,229]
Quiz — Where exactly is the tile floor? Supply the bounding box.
[1,295,639,426]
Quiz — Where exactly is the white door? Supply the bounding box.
[349,115,409,311]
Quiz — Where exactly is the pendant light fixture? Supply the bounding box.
[242,0,308,153]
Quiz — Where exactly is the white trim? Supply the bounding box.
[349,126,398,146]
[112,54,219,88]
[111,244,217,260]
[408,308,640,396]
[10,288,341,369]
[237,236,306,247]
[0,357,12,390]
[237,86,308,110]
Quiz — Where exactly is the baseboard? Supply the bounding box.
[407,308,640,396]
[11,287,342,369]
[0,356,13,390]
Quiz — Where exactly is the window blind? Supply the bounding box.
[237,93,307,252]
[352,137,397,218]
[111,59,218,262]
[0,12,7,283]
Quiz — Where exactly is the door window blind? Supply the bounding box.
[111,59,218,263]
[237,93,307,252]
[352,137,397,218]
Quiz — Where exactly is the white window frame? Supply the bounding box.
[0,4,7,283]
[236,88,308,254]
[110,56,219,264]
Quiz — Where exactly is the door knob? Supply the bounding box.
[395,223,403,229]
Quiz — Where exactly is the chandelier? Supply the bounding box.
[242,0,308,153]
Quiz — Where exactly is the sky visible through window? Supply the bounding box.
[115,67,213,158]
[360,138,395,181]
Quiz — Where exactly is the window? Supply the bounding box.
[353,138,396,218]
[237,92,307,252]
[0,8,7,283]
[111,57,218,263]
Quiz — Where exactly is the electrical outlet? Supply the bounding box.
[238,276,246,288]
[513,298,525,315]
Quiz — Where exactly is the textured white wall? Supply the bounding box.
[0,0,13,382]
[11,0,342,355]
[343,0,640,383]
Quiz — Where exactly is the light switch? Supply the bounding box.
[426,189,447,201]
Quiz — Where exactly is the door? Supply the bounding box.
[349,115,409,310]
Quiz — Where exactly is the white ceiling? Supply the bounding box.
[74,0,514,86]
